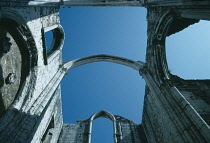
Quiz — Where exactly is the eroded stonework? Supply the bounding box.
[0,0,209,143]
[58,111,144,143]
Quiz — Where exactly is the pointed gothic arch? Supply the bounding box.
[87,110,121,143]
[90,110,116,121]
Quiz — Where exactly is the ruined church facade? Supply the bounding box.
[0,0,209,143]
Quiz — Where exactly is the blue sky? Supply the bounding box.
[57,7,210,142]
[166,21,210,79]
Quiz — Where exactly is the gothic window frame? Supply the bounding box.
[42,25,65,65]
[87,110,121,143]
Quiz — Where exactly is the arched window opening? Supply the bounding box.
[166,20,210,79]
[91,118,114,143]
[42,26,64,65]
[45,30,53,52]
[46,28,64,56]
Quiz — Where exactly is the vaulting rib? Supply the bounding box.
[63,54,145,72]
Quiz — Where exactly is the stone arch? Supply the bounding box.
[42,24,65,64]
[90,110,116,121]
[63,56,144,143]
[63,54,145,72]
[147,8,202,84]
[0,9,38,113]
[148,10,174,83]
[45,25,65,56]
[87,110,121,143]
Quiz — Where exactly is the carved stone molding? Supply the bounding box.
[0,9,38,120]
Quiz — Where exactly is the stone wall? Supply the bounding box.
[0,5,64,143]
[58,112,143,143]
[115,115,142,143]
[171,75,210,126]
[142,4,210,143]
[58,122,89,143]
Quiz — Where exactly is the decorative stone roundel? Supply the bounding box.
[0,13,38,117]
[0,29,22,111]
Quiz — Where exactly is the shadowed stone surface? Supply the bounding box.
[0,31,22,117]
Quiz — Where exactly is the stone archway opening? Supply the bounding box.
[92,118,114,143]
[89,110,116,143]
[61,61,145,124]
[166,20,210,79]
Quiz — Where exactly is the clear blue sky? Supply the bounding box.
[57,7,210,142]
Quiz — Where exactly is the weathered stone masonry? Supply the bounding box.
[58,110,142,143]
[0,0,209,143]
